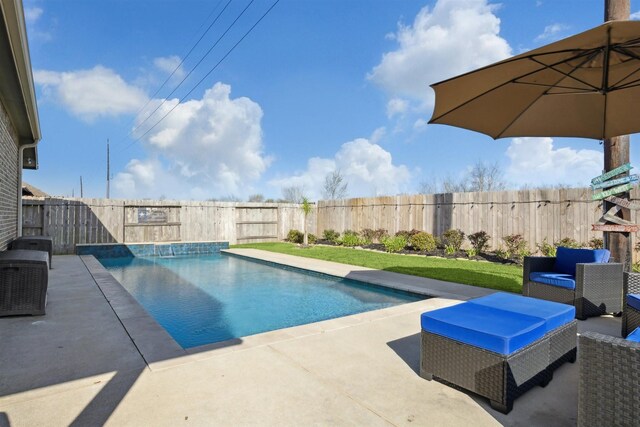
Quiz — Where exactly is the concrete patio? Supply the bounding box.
[0,252,620,426]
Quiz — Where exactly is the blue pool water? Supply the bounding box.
[99,254,424,348]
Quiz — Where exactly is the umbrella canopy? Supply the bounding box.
[429,21,640,140]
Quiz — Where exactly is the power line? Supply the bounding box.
[127,0,257,142]
[123,0,281,151]
[130,0,230,122]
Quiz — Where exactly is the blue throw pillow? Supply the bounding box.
[554,247,610,276]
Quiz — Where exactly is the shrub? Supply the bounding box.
[395,229,421,239]
[286,229,303,244]
[341,231,363,247]
[537,238,556,257]
[308,233,317,244]
[381,235,407,253]
[444,245,456,255]
[588,237,604,249]
[322,229,340,242]
[466,248,478,257]
[503,234,528,260]
[409,232,437,252]
[442,229,465,252]
[495,247,509,260]
[361,228,376,244]
[468,231,490,253]
[370,228,389,243]
[554,237,582,249]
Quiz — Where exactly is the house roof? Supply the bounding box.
[0,0,41,169]
[22,181,47,197]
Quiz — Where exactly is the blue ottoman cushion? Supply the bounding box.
[554,247,610,276]
[529,272,576,290]
[469,292,575,332]
[626,327,640,343]
[627,294,640,311]
[421,303,546,355]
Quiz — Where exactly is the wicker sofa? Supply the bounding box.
[577,330,640,426]
[622,271,640,338]
[523,247,623,320]
[0,249,49,316]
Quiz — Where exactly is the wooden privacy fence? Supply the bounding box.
[22,198,315,255]
[317,188,640,253]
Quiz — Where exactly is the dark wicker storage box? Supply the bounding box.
[0,250,49,316]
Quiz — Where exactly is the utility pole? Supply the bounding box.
[604,0,631,269]
[106,139,110,199]
[80,176,83,198]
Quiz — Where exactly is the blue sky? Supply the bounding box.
[23,0,640,200]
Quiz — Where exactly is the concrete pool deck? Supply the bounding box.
[0,252,621,426]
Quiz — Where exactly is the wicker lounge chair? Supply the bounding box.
[0,249,49,316]
[9,235,53,267]
[622,271,640,338]
[523,247,623,320]
[577,330,640,427]
[420,293,577,414]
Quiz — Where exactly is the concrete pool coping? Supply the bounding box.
[1,254,622,426]
[222,248,497,300]
[79,248,496,371]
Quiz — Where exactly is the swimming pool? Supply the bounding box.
[99,254,424,348]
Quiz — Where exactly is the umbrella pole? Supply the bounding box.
[604,0,631,270]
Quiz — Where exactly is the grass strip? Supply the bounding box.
[231,242,523,293]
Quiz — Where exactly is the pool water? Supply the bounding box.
[100,254,424,348]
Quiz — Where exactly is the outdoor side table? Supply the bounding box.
[9,236,53,268]
[0,249,49,316]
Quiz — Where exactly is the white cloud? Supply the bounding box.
[368,0,511,111]
[269,138,411,199]
[387,98,409,118]
[34,66,148,121]
[631,11,640,20]
[25,7,43,23]
[370,127,387,144]
[153,55,185,79]
[535,23,569,41]
[505,137,603,187]
[114,83,271,199]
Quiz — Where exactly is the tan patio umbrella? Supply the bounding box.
[429,20,640,140]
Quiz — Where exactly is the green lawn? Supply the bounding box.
[231,242,523,293]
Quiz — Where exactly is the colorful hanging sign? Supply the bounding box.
[592,183,636,200]
[592,224,639,232]
[604,196,640,210]
[591,163,633,185]
[591,174,639,190]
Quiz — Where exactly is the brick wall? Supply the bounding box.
[0,100,19,251]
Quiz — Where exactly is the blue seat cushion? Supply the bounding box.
[469,292,575,332]
[421,303,547,355]
[626,327,640,343]
[530,272,576,290]
[627,294,640,311]
[554,247,610,276]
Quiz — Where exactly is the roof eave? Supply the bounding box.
[0,0,41,168]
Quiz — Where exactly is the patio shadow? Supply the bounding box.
[69,367,144,427]
[386,333,421,375]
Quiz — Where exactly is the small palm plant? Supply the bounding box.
[301,197,313,246]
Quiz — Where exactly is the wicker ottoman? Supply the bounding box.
[0,250,49,316]
[420,293,577,414]
[9,236,53,268]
